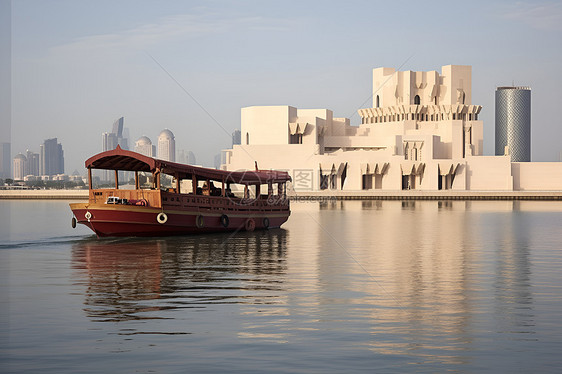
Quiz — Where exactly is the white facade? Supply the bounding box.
[135,136,155,157]
[13,153,26,180]
[222,65,562,192]
[157,129,175,162]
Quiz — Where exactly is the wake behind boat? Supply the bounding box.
[69,146,291,237]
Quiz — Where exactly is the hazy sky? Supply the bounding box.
[5,0,562,172]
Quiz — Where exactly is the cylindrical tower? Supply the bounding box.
[495,86,531,162]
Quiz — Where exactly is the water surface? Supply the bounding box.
[1,200,561,373]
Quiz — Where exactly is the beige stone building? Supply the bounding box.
[221,65,562,192]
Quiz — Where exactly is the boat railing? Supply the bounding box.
[90,188,288,212]
[90,188,162,208]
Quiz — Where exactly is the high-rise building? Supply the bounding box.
[40,138,64,176]
[0,142,10,179]
[26,150,39,176]
[176,149,196,165]
[232,130,241,147]
[102,117,129,181]
[102,132,118,152]
[135,136,155,157]
[103,117,129,152]
[13,153,26,180]
[495,86,531,162]
[157,129,175,162]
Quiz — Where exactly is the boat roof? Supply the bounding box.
[85,146,291,184]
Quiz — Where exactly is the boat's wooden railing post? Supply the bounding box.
[88,167,93,190]
[155,170,161,190]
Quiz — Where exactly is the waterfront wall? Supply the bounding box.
[0,190,89,199]
[512,162,562,191]
[1,189,560,201]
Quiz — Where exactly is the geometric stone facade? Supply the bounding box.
[221,65,562,192]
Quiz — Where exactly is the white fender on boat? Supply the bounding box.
[157,212,168,224]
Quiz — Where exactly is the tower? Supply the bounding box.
[135,136,155,157]
[157,129,175,162]
[40,138,64,176]
[495,86,531,162]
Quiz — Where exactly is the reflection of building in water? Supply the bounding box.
[490,202,534,335]
[298,200,538,363]
[309,201,478,363]
[71,231,288,323]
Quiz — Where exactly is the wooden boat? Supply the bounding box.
[69,146,291,237]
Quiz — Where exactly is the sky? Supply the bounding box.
[4,0,562,172]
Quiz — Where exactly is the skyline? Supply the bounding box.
[3,0,562,173]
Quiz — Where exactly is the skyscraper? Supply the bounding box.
[232,130,241,147]
[26,150,39,176]
[0,143,10,179]
[40,138,64,176]
[495,86,531,162]
[103,117,128,152]
[13,153,26,180]
[102,117,129,181]
[157,129,175,162]
[135,136,155,157]
[176,149,196,165]
[102,132,118,152]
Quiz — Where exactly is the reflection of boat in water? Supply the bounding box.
[69,146,291,237]
[71,231,288,322]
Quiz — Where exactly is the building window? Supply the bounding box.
[414,95,420,105]
[376,95,380,108]
[246,132,250,145]
[289,134,303,144]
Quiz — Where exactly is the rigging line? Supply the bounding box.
[303,209,407,312]
[347,54,415,120]
[145,51,257,162]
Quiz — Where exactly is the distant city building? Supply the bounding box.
[157,129,175,162]
[12,153,26,180]
[26,150,39,177]
[40,138,64,177]
[214,153,221,169]
[102,132,118,152]
[0,142,10,179]
[135,136,155,157]
[176,149,196,165]
[495,86,531,162]
[102,117,129,181]
[232,130,241,147]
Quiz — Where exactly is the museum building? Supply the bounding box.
[221,65,562,192]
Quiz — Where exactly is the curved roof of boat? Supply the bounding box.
[85,145,291,184]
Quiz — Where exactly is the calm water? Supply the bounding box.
[1,199,561,373]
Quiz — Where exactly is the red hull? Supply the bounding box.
[70,204,290,237]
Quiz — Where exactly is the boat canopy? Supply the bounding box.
[85,146,291,185]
